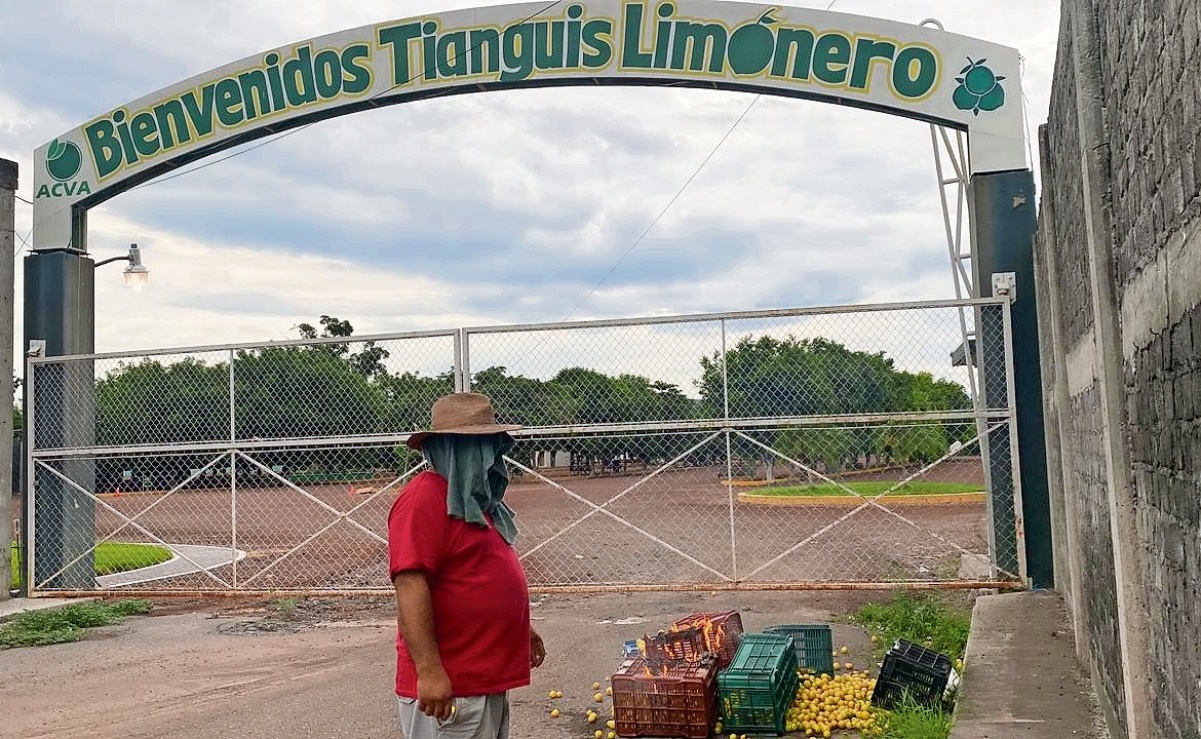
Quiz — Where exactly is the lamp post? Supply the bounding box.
[21,243,148,592]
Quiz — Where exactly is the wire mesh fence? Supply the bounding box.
[25,298,1021,593]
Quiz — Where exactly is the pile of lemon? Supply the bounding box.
[786,670,881,737]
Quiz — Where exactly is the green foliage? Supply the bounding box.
[855,592,971,660]
[86,321,971,483]
[875,695,954,739]
[93,542,173,576]
[0,599,152,649]
[10,542,172,589]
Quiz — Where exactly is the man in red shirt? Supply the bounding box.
[388,392,545,739]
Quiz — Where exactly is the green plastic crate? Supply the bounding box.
[717,633,800,735]
[764,624,835,676]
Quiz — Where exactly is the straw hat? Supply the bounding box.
[405,392,522,449]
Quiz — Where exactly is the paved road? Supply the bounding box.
[0,590,895,739]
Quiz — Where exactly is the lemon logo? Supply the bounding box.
[952,58,1006,115]
[45,139,83,182]
[727,10,780,76]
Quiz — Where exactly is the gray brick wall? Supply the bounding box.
[1038,3,1201,738]
[1099,1,1201,289]
[1066,387,1127,733]
[1043,24,1094,348]
[1127,304,1201,739]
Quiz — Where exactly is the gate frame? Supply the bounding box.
[25,296,1026,595]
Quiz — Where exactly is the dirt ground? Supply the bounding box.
[51,459,993,591]
[0,590,958,739]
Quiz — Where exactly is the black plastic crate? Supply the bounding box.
[870,639,953,709]
[764,624,835,676]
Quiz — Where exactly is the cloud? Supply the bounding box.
[3,0,1060,370]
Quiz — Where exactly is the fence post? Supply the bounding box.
[0,158,15,600]
[229,349,237,588]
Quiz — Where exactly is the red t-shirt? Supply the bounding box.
[388,470,531,698]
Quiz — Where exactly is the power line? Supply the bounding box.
[15,194,32,205]
[825,0,840,9]
[561,95,762,321]
[131,0,567,193]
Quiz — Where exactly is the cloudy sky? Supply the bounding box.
[0,0,1060,368]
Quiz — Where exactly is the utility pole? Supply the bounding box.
[0,159,16,600]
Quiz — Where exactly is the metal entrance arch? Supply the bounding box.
[23,0,1051,590]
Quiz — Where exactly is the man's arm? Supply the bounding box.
[393,570,453,720]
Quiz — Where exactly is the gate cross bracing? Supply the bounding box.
[24,297,1024,595]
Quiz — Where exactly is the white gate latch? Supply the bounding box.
[992,272,1017,303]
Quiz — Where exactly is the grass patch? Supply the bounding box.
[0,599,152,648]
[9,542,173,589]
[855,591,971,660]
[875,696,954,739]
[750,481,982,497]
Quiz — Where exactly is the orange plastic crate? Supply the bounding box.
[670,610,745,668]
[611,657,718,739]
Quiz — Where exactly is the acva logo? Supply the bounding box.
[36,138,92,199]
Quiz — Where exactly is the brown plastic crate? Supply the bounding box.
[611,657,719,739]
[670,610,745,668]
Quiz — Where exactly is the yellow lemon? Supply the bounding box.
[594,692,605,703]
[595,732,603,739]
[606,720,616,729]
[840,646,848,654]
[593,682,602,690]
[550,709,560,718]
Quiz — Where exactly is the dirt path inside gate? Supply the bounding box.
[0,590,934,739]
[19,458,994,588]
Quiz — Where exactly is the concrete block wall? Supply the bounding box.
[1037,2,1201,738]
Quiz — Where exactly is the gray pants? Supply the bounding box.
[397,694,510,739]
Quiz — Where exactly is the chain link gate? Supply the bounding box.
[24,297,1023,595]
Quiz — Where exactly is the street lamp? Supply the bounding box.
[94,243,149,291]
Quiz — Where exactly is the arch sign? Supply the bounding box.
[31,0,1024,249]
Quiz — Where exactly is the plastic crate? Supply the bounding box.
[870,639,953,709]
[611,657,719,739]
[644,627,708,667]
[717,633,800,735]
[670,610,745,668]
[764,624,835,676]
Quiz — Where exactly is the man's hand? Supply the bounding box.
[416,663,454,720]
[530,627,546,669]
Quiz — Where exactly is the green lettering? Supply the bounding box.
[849,39,896,90]
[237,71,271,120]
[501,23,535,81]
[621,4,653,69]
[469,29,501,75]
[892,46,938,99]
[671,22,727,73]
[378,23,421,86]
[581,20,613,68]
[77,180,91,196]
[84,118,124,178]
[129,112,160,157]
[153,100,191,149]
[180,85,216,137]
[535,21,566,69]
[437,31,469,77]
[314,49,343,97]
[341,45,372,94]
[771,28,814,79]
[36,184,50,198]
[813,33,851,84]
[282,47,317,106]
[215,78,244,127]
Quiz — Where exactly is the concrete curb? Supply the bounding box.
[0,597,96,623]
[737,491,986,507]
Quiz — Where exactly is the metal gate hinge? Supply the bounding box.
[992,273,1017,303]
